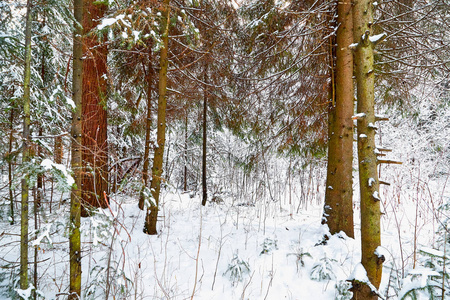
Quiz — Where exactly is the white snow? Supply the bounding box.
[31,223,52,246]
[374,246,388,259]
[352,112,366,119]
[372,191,381,201]
[41,158,75,187]
[419,247,445,258]
[369,33,387,43]
[97,14,125,30]
[348,263,368,282]
[15,285,34,300]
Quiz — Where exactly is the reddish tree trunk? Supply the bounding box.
[81,0,109,216]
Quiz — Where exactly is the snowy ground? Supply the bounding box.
[0,101,449,299]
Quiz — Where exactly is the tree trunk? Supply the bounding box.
[20,0,33,290]
[81,0,108,216]
[139,59,153,210]
[144,0,170,235]
[54,136,63,164]
[201,68,208,206]
[352,0,383,298]
[36,127,43,207]
[69,0,83,297]
[323,0,355,238]
[8,107,14,225]
[184,112,188,191]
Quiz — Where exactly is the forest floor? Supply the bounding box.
[0,102,449,299]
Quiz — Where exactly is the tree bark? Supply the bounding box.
[144,0,170,235]
[36,127,43,207]
[8,107,14,225]
[352,0,383,298]
[54,136,63,164]
[323,0,355,238]
[20,0,33,291]
[69,0,83,297]
[184,112,188,191]
[81,0,109,216]
[201,67,208,206]
[139,58,153,210]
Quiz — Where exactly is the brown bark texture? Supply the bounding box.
[139,60,154,210]
[54,136,63,164]
[69,0,83,297]
[81,0,109,216]
[201,67,208,206]
[352,0,383,298]
[144,0,170,235]
[323,0,355,238]
[20,0,33,290]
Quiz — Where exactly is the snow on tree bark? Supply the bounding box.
[352,0,383,298]
[323,0,355,238]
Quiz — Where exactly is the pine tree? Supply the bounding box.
[323,0,355,238]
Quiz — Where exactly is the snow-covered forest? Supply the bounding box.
[0,0,449,299]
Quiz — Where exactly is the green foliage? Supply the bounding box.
[310,255,336,281]
[223,252,251,285]
[400,200,450,299]
[85,261,132,300]
[287,247,312,271]
[335,280,352,300]
[260,238,278,255]
[0,265,19,299]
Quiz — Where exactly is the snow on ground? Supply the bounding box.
[0,98,448,299]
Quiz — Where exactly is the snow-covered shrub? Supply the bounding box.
[287,246,312,271]
[335,280,352,300]
[399,200,450,299]
[310,255,336,281]
[260,237,278,255]
[223,252,251,285]
[85,261,131,300]
[0,267,19,299]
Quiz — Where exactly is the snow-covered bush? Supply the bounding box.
[310,255,336,281]
[260,237,278,255]
[223,252,251,285]
[335,280,352,300]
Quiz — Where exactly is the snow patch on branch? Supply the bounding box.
[369,33,387,43]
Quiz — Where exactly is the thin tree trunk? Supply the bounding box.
[69,0,83,297]
[323,0,354,238]
[81,0,108,216]
[201,68,208,206]
[352,0,383,297]
[37,127,43,207]
[8,107,14,225]
[33,186,38,300]
[20,0,33,290]
[139,59,153,210]
[144,0,170,235]
[54,136,63,164]
[184,112,188,191]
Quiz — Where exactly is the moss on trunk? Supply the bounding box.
[144,0,171,235]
